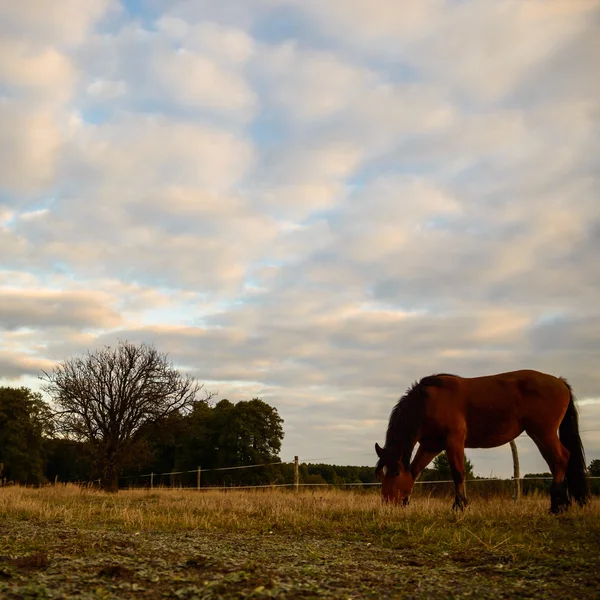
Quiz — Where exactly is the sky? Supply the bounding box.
[1,0,599,478]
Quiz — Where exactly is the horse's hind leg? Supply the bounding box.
[527,430,570,513]
[446,436,468,511]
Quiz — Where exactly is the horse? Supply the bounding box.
[375,370,589,513]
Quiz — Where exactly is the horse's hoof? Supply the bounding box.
[452,497,468,511]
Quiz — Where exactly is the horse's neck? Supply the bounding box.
[389,436,416,468]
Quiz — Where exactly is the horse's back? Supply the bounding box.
[423,370,570,449]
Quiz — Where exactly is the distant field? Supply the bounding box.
[1,486,599,598]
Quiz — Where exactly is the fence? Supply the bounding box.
[114,456,600,499]
[118,456,301,491]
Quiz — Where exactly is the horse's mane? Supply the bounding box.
[385,374,455,469]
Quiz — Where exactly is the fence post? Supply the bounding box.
[150,472,154,490]
[294,456,299,493]
[197,466,201,490]
[510,440,521,501]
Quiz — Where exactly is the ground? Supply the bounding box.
[0,487,599,598]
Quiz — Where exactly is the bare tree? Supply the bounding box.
[40,340,213,492]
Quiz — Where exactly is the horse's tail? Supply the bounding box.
[558,378,589,506]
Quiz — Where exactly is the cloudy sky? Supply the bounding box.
[1,0,599,478]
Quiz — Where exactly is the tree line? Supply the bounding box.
[1,340,287,491]
[2,340,598,493]
[0,337,477,493]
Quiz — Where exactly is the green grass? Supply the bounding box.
[0,485,599,598]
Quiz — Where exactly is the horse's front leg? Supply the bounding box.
[409,445,441,493]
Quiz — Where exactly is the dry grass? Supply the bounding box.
[0,485,599,598]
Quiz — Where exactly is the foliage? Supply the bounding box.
[300,463,378,486]
[589,459,600,477]
[118,397,285,487]
[40,340,211,492]
[420,451,475,481]
[210,398,284,465]
[45,438,92,483]
[0,387,52,484]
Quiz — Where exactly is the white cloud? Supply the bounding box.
[0,101,61,196]
[157,19,256,66]
[152,48,257,115]
[259,42,374,122]
[4,182,278,292]
[64,113,255,191]
[283,0,441,49]
[161,0,277,30]
[0,39,76,104]
[0,0,116,44]
[76,19,257,122]
[289,0,599,101]
[1,0,599,476]
[0,289,121,330]
[86,79,128,101]
[0,350,56,379]
[0,2,116,199]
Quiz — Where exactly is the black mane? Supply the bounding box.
[384,374,455,469]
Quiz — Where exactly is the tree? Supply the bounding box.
[214,399,283,463]
[114,397,285,488]
[0,387,52,484]
[210,398,284,483]
[45,438,92,483]
[176,400,215,471]
[40,340,212,492]
[588,459,600,477]
[420,451,475,481]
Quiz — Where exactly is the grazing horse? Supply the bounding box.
[375,370,589,513]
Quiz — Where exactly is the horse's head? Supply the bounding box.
[375,442,414,505]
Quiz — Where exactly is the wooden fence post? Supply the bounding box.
[510,440,521,501]
[197,466,201,490]
[150,472,154,490]
[294,456,299,493]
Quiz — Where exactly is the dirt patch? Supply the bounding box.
[0,519,598,599]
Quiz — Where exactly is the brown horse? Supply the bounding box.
[375,370,589,513]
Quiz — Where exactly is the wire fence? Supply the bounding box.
[110,457,600,499]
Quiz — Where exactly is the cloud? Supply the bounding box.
[0,351,56,380]
[77,19,257,122]
[152,49,256,115]
[0,39,76,104]
[255,40,456,156]
[0,289,121,330]
[0,0,116,45]
[156,18,255,65]
[4,184,277,291]
[86,79,128,101]
[64,113,255,191]
[0,2,115,199]
[1,0,599,476]
[159,0,277,30]
[0,102,61,196]
[288,0,599,101]
[258,42,375,122]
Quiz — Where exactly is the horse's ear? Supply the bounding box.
[375,442,383,457]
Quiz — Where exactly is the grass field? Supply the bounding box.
[1,485,599,599]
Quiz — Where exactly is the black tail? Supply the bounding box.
[559,378,589,506]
